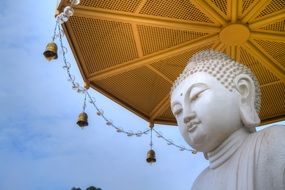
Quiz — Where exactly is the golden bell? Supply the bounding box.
[43,42,58,61]
[146,149,156,163]
[76,112,88,128]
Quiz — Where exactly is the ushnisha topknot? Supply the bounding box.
[171,49,261,113]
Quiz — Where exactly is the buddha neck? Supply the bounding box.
[207,128,250,169]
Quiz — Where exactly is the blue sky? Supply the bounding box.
[0,1,284,190]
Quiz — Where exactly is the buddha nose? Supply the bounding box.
[183,112,196,124]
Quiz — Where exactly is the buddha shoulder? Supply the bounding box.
[258,125,285,152]
[191,167,210,190]
[255,125,285,177]
[257,125,285,158]
[255,125,285,190]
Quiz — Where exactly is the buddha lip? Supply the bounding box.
[186,121,200,132]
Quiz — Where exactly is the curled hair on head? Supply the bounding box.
[171,49,261,114]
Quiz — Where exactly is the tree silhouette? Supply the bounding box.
[71,186,102,190]
[86,186,102,190]
[71,188,81,190]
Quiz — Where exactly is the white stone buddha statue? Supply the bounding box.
[170,50,285,190]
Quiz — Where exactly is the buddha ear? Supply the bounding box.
[233,74,260,130]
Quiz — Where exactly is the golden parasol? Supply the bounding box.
[56,0,285,126]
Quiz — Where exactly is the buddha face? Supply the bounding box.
[171,72,243,153]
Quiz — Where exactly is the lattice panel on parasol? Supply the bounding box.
[259,83,285,121]
[240,47,259,67]
[242,0,257,14]
[137,25,209,55]
[156,106,175,123]
[95,67,171,117]
[240,47,280,85]
[250,64,280,85]
[254,40,285,66]
[139,0,215,23]
[256,0,285,19]
[209,0,227,17]
[151,44,215,82]
[68,16,139,74]
[79,0,141,12]
[260,19,285,32]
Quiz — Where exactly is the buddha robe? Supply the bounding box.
[192,126,285,190]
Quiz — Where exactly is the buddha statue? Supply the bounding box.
[170,50,285,190]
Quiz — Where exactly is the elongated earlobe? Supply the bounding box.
[233,74,260,130]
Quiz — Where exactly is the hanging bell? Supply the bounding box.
[43,42,58,61]
[146,149,156,163]
[76,112,88,128]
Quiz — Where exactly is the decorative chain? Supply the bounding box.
[52,0,197,153]
[153,129,197,153]
[57,24,150,137]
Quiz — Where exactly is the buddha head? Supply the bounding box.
[170,50,261,153]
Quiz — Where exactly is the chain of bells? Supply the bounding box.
[43,0,197,164]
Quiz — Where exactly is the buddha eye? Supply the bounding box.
[174,108,182,116]
[191,93,202,102]
[190,87,209,102]
[172,104,183,116]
